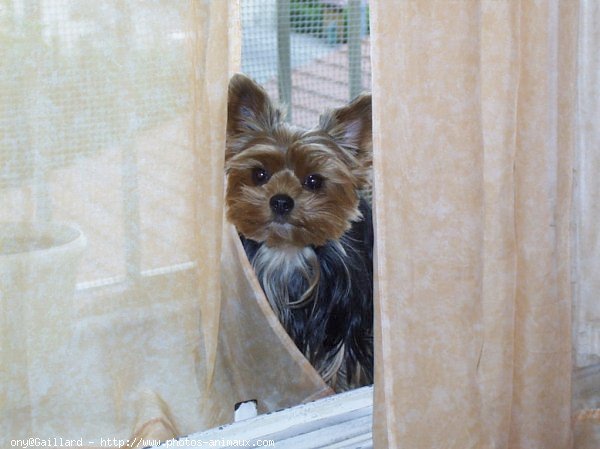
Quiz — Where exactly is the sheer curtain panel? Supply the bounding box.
[0,0,329,445]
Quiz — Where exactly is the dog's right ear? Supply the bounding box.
[226,74,281,160]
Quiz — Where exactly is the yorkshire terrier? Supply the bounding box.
[224,74,373,392]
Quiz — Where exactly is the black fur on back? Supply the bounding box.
[241,198,373,390]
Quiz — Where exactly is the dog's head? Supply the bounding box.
[225,74,372,248]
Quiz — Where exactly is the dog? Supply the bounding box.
[224,74,373,392]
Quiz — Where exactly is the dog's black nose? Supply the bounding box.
[270,194,294,215]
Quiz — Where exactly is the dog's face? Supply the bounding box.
[225,74,372,248]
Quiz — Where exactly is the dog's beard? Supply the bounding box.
[248,238,369,388]
[251,245,320,324]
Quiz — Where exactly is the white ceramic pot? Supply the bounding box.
[0,222,86,438]
[0,221,86,302]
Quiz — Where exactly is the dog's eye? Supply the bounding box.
[303,174,323,191]
[251,167,270,186]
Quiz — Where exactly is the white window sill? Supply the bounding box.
[158,385,373,448]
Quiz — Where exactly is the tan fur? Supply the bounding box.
[225,74,372,249]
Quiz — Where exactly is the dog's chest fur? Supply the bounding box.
[241,198,373,390]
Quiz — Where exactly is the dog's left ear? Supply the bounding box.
[319,94,372,167]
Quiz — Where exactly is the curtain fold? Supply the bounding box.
[370,1,577,447]
[573,1,600,447]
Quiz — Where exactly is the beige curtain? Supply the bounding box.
[3,0,600,448]
[0,0,328,445]
[370,0,598,448]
